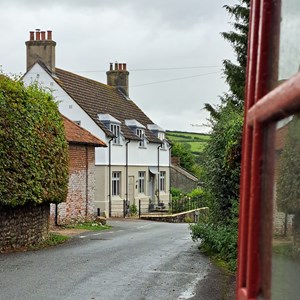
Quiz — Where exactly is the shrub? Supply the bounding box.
[0,75,69,207]
[129,204,138,216]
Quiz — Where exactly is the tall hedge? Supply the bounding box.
[0,75,69,207]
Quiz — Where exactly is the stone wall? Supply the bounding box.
[170,165,198,193]
[0,203,49,252]
[50,145,96,225]
[140,208,208,223]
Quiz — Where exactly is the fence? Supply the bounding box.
[169,196,204,214]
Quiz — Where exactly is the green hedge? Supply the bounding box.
[0,75,69,207]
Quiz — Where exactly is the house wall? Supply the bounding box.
[95,165,170,217]
[0,204,49,252]
[50,145,96,224]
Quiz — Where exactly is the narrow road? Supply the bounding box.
[0,220,232,300]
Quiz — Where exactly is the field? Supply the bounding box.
[166,130,210,158]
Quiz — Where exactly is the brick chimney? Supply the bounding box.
[106,62,129,97]
[25,29,56,73]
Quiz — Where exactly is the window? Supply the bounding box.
[136,128,145,147]
[112,172,121,196]
[159,171,165,192]
[138,171,145,194]
[158,132,165,140]
[110,124,120,144]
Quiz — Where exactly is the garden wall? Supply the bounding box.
[0,203,49,252]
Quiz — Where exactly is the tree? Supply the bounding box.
[190,0,250,270]
[0,74,69,207]
[171,142,195,172]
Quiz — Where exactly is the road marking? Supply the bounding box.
[177,277,203,299]
[116,230,124,232]
[78,235,87,239]
[107,231,114,234]
[136,224,152,230]
[92,233,102,236]
[147,270,197,276]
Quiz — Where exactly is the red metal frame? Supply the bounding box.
[238,0,300,298]
[237,0,280,299]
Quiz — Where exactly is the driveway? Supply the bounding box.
[0,219,235,300]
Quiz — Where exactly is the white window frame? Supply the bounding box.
[136,128,145,147]
[138,171,146,194]
[158,132,165,140]
[112,171,121,196]
[110,124,120,144]
[159,171,166,192]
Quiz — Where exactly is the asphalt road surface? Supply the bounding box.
[0,219,235,300]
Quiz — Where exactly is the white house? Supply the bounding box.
[22,29,171,217]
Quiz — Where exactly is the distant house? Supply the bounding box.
[23,30,171,217]
[51,116,106,225]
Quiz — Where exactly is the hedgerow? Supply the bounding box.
[0,74,69,207]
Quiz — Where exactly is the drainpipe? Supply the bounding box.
[125,139,131,216]
[157,144,162,204]
[108,137,114,218]
[85,145,89,219]
[168,143,173,203]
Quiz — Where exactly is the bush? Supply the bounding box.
[129,204,138,216]
[0,75,69,207]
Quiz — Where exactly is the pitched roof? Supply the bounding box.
[62,115,107,147]
[53,67,162,144]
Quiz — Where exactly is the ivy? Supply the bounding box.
[0,74,69,207]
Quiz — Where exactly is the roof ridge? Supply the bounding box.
[56,67,114,90]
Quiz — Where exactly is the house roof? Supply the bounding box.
[62,115,107,147]
[52,67,162,144]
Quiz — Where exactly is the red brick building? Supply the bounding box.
[50,116,106,225]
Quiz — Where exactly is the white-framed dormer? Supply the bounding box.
[98,114,122,145]
[147,124,167,149]
[125,119,146,148]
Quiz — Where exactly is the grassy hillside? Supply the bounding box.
[166,131,210,163]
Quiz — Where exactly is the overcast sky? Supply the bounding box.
[0,0,237,133]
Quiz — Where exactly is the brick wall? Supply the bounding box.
[0,203,49,252]
[50,144,96,224]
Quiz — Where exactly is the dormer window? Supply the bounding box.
[136,128,145,147]
[110,123,121,144]
[98,113,122,145]
[125,119,146,147]
[158,131,165,141]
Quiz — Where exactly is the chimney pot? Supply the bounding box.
[123,63,126,70]
[29,31,34,40]
[47,30,52,40]
[114,62,118,70]
[109,63,113,71]
[118,63,123,71]
[41,31,46,40]
[36,31,41,40]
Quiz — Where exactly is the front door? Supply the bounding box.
[148,174,155,204]
[128,176,135,205]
